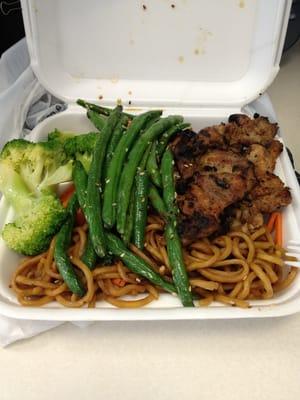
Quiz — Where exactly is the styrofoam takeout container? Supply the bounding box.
[0,0,299,320]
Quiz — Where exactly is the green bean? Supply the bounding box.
[122,190,135,245]
[85,106,122,257]
[138,144,152,171]
[161,148,178,219]
[106,232,176,294]
[146,141,162,187]
[117,116,183,235]
[77,99,133,118]
[148,184,168,219]
[104,114,128,179]
[87,109,106,130]
[81,235,98,270]
[54,194,85,296]
[165,222,194,306]
[102,110,162,228]
[73,160,98,270]
[156,122,191,159]
[161,148,194,306]
[133,171,149,249]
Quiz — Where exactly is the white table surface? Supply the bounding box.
[0,42,300,400]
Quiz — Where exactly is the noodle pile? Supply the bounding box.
[10,215,297,308]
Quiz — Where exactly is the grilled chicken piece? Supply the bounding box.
[171,114,290,241]
[198,149,249,174]
[177,172,250,240]
[249,172,291,213]
[171,127,226,179]
[247,140,283,177]
[225,114,278,146]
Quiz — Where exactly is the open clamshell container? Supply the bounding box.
[0,0,299,320]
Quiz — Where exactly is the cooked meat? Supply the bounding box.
[268,140,283,166]
[238,203,264,229]
[177,172,250,240]
[197,125,226,148]
[247,140,283,177]
[171,127,226,179]
[225,114,278,146]
[249,172,291,213]
[178,213,219,240]
[171,114,290,241]
[171,130,200,179]
[198,149,249,174]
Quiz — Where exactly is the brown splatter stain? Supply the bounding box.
[98,95,103,100]
[128,100,132,105]
[171,4,175,8]
[142,4,147,10]
[128,90,132,95]
[239,0,245,8]
[194,49,199,55]
[178,56,184,63]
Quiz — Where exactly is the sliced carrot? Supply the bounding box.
[60,184,86,225]
[267,212,278,232]
[275,213,283,247]
[112,278,126,287]
[60,184,75,207]
[75,208,86,226]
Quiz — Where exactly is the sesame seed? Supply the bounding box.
[171,292,178,297]
[125,147,129,152]
[139,171,145,176]
[112,202,117,207]
[136,278,141,283]
[171,160,175,165]
[105,178,110,184]
[120,253,125,258]
[159,266,165,274]
[188,286,192,292]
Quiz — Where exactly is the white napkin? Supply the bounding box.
[0,39,69,347]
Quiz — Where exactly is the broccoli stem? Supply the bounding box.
[0,162,32,214]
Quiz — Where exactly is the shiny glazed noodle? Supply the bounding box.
[10,216,297,308]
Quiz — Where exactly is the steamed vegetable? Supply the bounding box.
[102,110,162,228]
[48,130,98,173]
[133,171,149,249]
[84,105,123,257]
[0,160,67,255]
[73,160,98,270]
[106,232,176,294]
[161,148,194,307]
[54,193,85,296]
[117,115,183,235]
[77,98,134,119]
[0,138,73,195]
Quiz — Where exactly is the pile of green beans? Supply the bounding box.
[55,100,194,307]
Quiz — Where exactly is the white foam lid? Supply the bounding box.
[21,0,292,109]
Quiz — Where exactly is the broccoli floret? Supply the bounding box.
[47,129,76,144]
[0,139,34,169]
[0,138,73,195]
[0,161,66,255]
[48,130,97,173]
